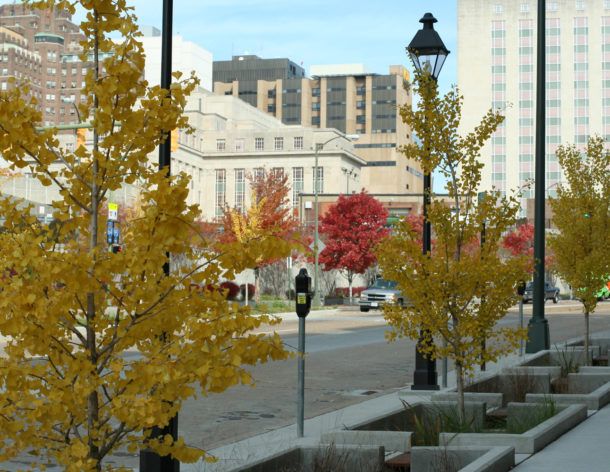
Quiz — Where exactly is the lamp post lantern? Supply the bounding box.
[311,133,359,307]
[407,12,449,390]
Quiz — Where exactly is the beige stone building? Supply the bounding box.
[213,59,422,197]
[458,0,610,217]
[176,89,365,220]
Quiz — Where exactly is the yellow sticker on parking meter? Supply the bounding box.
[297,294,306,304]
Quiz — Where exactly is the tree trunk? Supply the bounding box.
[88,12,101,470]
[348,272,353,304]
[585,310,590,366]
[455,361,465,425]
[254,266,260,303]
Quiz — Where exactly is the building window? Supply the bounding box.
[274,137,284,151]
[605,0,610,9]
[312,88,321,97]
[312,116,320,126]
[255,137,264,151]
[356,100,366,109]
[548,2,558,11]
[216,139,225,151]
[235,168,245,212]
[313,166,323,193]
[356,115,366,124]
[235,138,244,151]
[575,0,585,10]
[520,2,530,12]
[294,136,303,150]
[312,102,320,111]
[292,167,303,208]
[273,167,284,178]
[493,4,503,14]
[253,167,265,184]
[215,169,226,217]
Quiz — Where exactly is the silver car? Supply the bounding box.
[358,279,405,312]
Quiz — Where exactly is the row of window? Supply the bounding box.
[216,136,305,152]
[494,1,600,14]
[214,166,323,214]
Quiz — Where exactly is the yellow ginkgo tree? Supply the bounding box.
[0,1,290,471]
[548,136,610,365]
[376,71,530,422]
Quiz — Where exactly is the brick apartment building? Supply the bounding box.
[0,3,90,127]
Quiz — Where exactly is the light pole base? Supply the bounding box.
[412,332,439,390]
[525,317,550,353]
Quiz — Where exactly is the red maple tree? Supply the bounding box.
[218,169,300,301]
[319,191,390,299]
[503,222,535,257]
[502,222,552,274]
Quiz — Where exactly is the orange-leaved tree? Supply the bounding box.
[0,1,290,470]
[219,168,301,302]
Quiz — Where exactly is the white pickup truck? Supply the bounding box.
[358,279,405,312]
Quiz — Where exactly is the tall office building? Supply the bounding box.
[0,3,90,127]
[458,0,610,216]
[213,55,305,107]
[214,60,421,196]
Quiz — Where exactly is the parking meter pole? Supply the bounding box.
[519,299,524,356]
[295,268,311,438]
[297,317,305,438]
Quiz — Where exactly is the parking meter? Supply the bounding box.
[517,281,527,296]
[295,268,312,318]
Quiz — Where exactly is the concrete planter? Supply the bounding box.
[439,404,587,454]
[232,444,385,472]
[411,446,514,472]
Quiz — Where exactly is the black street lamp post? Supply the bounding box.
[526,0,550,353]
[139,1,179,471]
[407,12,449,390]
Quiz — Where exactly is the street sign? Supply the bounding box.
[308,238,326,253]
[112,226,120,244]
[106,221,114,244]
[108,203,118,221]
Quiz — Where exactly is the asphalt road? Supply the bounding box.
[5,300,610,471]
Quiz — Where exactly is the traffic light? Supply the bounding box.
[76,128,86,149]
[170,128,178,151]
[110,244,122,254]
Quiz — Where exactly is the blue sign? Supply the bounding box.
[106,221,114,244]
[113,227,120,244]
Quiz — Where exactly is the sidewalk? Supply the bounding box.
[512,403,610,472]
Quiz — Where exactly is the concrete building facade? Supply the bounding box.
[140,27,213,91]
[177,89,365,220]
[458,0,610,216]
[213,58,422,196]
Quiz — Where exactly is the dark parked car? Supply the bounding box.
[522,281,560,304]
